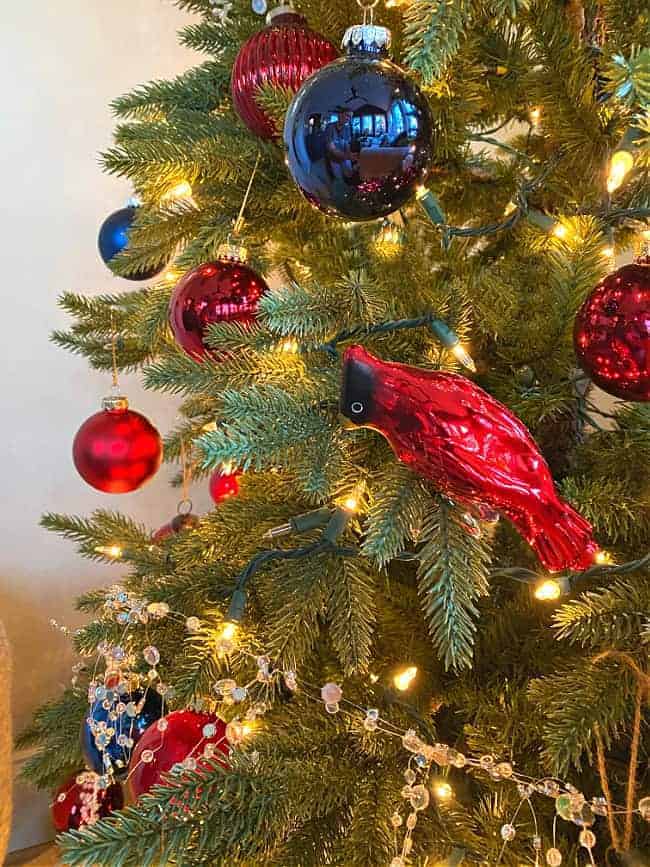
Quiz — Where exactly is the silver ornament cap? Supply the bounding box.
[342,24,391,54]
[102,394,129,412]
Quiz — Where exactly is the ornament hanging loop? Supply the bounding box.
[232,152,262,236]
[356,0,379,25]
[109,309,121,396]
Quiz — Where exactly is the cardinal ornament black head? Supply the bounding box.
[284,24,434,222]
[340,345,599,574]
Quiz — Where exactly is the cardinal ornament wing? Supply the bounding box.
[340,345,598,573]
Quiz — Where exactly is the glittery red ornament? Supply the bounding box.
[231,6,338,140]
[152,511,200,543]
[73,396,163,493]
[209,468,240,503]
[574,258,650,402]
[127,711,229,800]
[169,256,268,360]
[52,771,123,832]
[340,345,598,573]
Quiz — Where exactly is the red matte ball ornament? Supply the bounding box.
[52,771,123,832]
[72,395,163,493]
[339,345,599,573]
[127,711,229,800]
[169,251,269,360]
[574,257,650,402]
[231,6,338,140]
[209,468,241,504]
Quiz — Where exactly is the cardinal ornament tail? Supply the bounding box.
[501,498,598,573]
[340,344,599,574]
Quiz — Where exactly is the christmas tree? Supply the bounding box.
[18,0,650,863]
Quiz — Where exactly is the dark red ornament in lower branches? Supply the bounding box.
[340,345,598,573]
[52,771,123,832]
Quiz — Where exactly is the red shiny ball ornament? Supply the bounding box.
[209,468,240,504]
[127,711,229,800]
[72,397,163,493]
[169,259,269,359]
[52,771,123,832]
[231,7,338,140]
[574,258,650,402]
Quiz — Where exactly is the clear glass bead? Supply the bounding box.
[479,754,494,769]
[204,743,216,759]
[140,749,155,764]
[403,768,417,785]
[546,848,562,866]
[143,646,160,666]
[579,829,596,849]
[232,687,248,702]
[284,670,298,691]
[117,734,130,747]
[320,682,342,704]
[325,702,339,714]
[157,718,169,732]
[390,812,402,829]
[409,784,430,812]
[125,702,137,717]
[402,730,424,753]
[496,761,513,779]
[214,679,237,697]
[638,796,650,820]
[500,823,516,841]
[591,796,607,816]
[403,838,413,855]
[183,757,197,771]
[406,812,417,830]
[533,835,542,850]
[390,858,406,867]
[202,723,217,738]
[186,616,201,633]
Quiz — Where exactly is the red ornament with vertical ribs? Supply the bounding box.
[573,257,650,402]
[231,6,338,140]
[340,345,598,573]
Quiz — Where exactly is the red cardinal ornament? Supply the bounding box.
[127,710,229,800]
[340,345,598,573]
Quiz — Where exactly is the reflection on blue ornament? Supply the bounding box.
[97,206,166,282]
[251,0,267,14]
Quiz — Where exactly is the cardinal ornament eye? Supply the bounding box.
[351,402,364,414]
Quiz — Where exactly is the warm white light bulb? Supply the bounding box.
[607,149,634,193]
[393,665,418,691]
[432,780,453,801]
[162,180,193,202]
[534,578,562,601]
[451,343,477,373]
[552,223,568,239]
[343,496,359,513]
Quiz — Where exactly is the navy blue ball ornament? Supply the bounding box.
[81,688,163,779]
[97,206,165,282]
[284,24,433,222]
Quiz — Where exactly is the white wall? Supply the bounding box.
[1,0,207,850]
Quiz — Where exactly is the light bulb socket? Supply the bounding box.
[429,318,459,350]
[416,187,446,225]
[227,589,247,623]
[322,507,351,542]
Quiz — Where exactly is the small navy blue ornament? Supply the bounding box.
[81,688,163,779]
[97,206,165,282]
[284,23,433,222]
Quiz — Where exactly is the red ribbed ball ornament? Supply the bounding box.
[73,396,163,493]
[52,771,123,832]
[231,5,338,140]
[169,255,268,359]
[127,711,229,800]
[574,257,650,402]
